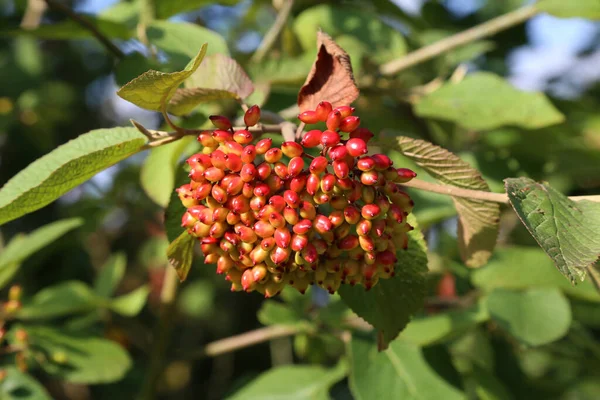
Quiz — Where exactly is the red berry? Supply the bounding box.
[321,130,341,147]
[255,138,272,154]
[346,138,368,157]
[301,130,322,148]
[315,101,333,121]
[209,115,232,130]
[340,116,360,132]
[328,145,348,161]
[298,111,319,124]
[309,156,328,174]
[244,105,261,127]
[333,105,355,118]
[326,110,342,131]
[350,128,374,143]
[281,141,303,158]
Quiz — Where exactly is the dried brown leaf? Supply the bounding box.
[297,31,359,112]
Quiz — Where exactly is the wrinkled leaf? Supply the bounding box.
[0,218,83,288]
[18,281,99,320]
[397,136,499,267]
[25,325,132,384]
[141,136,194,206]
[185,54,254,98]
[472,247,600,302]
[228,362,347,400]
[94,253,126,298]
[505,177,600,283]
[117,44,207,112]
[338,216,428,347]
[0,127,146,225]
[167,231,195,281]
[537,0,600,18]
[0,367,52,400]
[349,336,465,400]
[401,301,489,346]
[487,288,572,346]
[168,88,240,115]
[110,285,150,316]
[415,72,565,130]
[297,31,359,112]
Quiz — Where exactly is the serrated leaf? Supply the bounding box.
[110,285,150,316]
[537,0,600,19]
[25,325,132,384]
[17,281,99,320]
[487,288,571,346]
[505,177,600,283]
[167,231,195,281]
[94,253,126,298]
[3,17,132,40]
[165,164,190,243]
[227,363,347,400]
[472,247,600,302]
[400,300,490,346]
[168,88,240,115]
[349,336,465,400]
[414,72,565,130]
[146,21,227,69]
[338,216,428,347]
[117,44,207,113]
[0,218,83,289]
[185,54,253,97]
[141,136,194,206]
[0,127,146,226]
[0,367,52,400]
[397,136,499,267]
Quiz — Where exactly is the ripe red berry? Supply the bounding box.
[255,138,272,154]
[321,130,340,147]
[346,138,368,157]
[315,101,333,121]
[333,105,355,118]
[209,115,232,130]
[281,141,303,158]
[244,105,261,127]
[301,130,322,148]
[326,110,342,131]
[350,128,374,143]
[309,156,328,174]
[339,116,360,132]
[298,111,319,124]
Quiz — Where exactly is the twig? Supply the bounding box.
[380,5,538,75]
[188,325,305,359]
[43,0,124,59]
[137,0,155,51]
[20,0,47,29]
[401,178,600,204]
[250,0,295,63]
[139,266,179,400]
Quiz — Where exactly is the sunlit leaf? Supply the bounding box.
[166,231,195,281]
[537,0,600,18]
[110,285,150,316]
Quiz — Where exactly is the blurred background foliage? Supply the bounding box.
[0,0,599,399]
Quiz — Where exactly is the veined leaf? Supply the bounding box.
[0,127,146,225]
[117,44,207,112]
[397,136,499,267]
[0,218,83,288]
[537,0,600,18]
[505,177,600,283]
[339,215,428,347]
[415,72,565,130]
[184,54,253,97]
[167,231,195,281]
[168,88,239,115]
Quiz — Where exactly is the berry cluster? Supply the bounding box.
[177,102,416,297]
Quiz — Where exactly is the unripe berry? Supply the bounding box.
[254,220,275,238]
[360,170,380,186]
[284,207,299,225]
[241,145,256,163]
[273,162,288,179]
[265,148,283,163]
[293,219,312,234]
[281,141,303,158]
[338,235,359,250]
[361,204,381,220]
[255,138,272,154]
[299,201,316,220]
[211,185,227,203]
[212,129,233,143]
[346,138,368,157]
[210,115,232,130]
[244,105,261,127]
[198,131,218,147]
[298,110,319,124]
[344,205,361,224]
[241,269,255,291]
[210,150,228,170]
[320,174,336,193]
[321,130,340,147]
[233,129,253,144]
[269,212,286,228]
[339,116,360,132]
[357,157,375,171]
[301,130,322,148]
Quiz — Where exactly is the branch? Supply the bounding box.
[44,0,125,59]
[401,178,600,204]
[380,5,538,75]
[250,0,295,63]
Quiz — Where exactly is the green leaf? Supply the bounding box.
[3,17,132,40]
[0,367,52,400]
[146,21,227,69]
[415,72,565,130]
[470,365,514,400]
[396,137,499,268]
[117,44,207,112]
[505,177,600,283]
[94,253,126,298]
[140,136,194,207]
[349,336,465,400]
[472,247,600,302]
[293,4,407,65]
[17,281,99,320]
[0,127,146,225]
[168,88,239,115]
[227,362,347,400]
[338,216,428,347]
[537,0,600,19]
[400,301,490,346]
[166,231,195,281]
[0,218,83,288]
[154,0,239,19]
[25,325,132,384]
[164,164,190,243]
[487,288,572,346]
[110,285,150,316]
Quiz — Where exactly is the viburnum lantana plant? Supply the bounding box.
[177,103,417,297]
